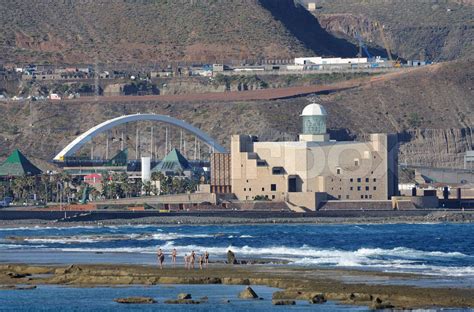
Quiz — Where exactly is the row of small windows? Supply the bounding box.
[337,195,373,199]
[331,186,377,191]
[349,186,377,191]
[244,184,277,192]
[350,178,377,183]
[331,177,377,183]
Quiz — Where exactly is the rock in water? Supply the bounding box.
[164,299,201,304]
[370,297,394,309]
[309,294,327,304]
[6,272,29,279]
[273,300,296,305]
[239,286,259,299]
[114,297,156,304]
[177,293,192,300]
[349,293,373,302]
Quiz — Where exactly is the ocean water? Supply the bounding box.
[1,223,473,284]
[0,284,374,312]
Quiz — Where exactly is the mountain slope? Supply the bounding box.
[0,0,360,65]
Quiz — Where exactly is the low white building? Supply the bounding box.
[295,57,369,66]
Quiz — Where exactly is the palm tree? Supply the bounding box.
[143,181,152,196]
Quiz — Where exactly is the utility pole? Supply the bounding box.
[91,140,94,160]
[180,130,183,152]
[194,137,197,160]
[150,126,154,159]
[136,126,139,160]
[165,127,169,155]
[121,132,124,151]
[105,132,109,160]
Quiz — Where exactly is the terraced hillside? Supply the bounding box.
[0,59,472,169]
[0,0,359,65]
[299,0,474,61]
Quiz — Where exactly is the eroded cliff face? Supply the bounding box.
[398,128,473,168]
[317,13,473,61]
[301,0,474,62]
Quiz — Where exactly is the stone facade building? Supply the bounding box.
[226,103,399,210]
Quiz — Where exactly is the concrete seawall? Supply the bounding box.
[0,209,440,222]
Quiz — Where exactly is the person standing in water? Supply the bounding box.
[204,251,209,268]
[184,253,188,269]
[157,248,165,270]
[198,254,204,270]
[191,250,196,269]
[171,248,177,267]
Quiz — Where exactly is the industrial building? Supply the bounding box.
[211,103,399,211]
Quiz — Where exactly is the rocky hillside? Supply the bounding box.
[0,0,360,65]
[0,60,472,169]
[299,0,474,61]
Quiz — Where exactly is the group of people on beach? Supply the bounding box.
[156,248,209,270]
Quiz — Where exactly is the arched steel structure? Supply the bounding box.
[53,113,226,161]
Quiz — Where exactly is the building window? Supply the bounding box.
[365,186,369,191]
[357,178,361,183]
[346,195,350,199]
[361,195,364,199]
[365,195,368,199]
[365,178,369,183]
[271,184,276,191]
[354,159,359,166]
[336,168,341,175]
[369,195,373,199]
[244,188,246,191]
[350,178,354,182]
[338,195,341,199]
[272,167,284,175]
[373,186,377,190]
[272,195,275,199]
[249,188,252,192]
[350,187,353,191]
[373,178,377,182]
[357,186,361,191]
[262,187,265,191]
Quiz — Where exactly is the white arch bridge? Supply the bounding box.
[53,113,227,161]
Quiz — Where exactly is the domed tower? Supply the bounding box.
[299,103,330,142]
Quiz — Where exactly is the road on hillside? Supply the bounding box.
[59,68,420,104]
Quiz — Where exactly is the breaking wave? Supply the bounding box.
[57,243,473,277]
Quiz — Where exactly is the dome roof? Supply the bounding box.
[301,103,327,116]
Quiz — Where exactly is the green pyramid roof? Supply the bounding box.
[152,149,190,174]
[107,148,128,166]
[0,149,42,177]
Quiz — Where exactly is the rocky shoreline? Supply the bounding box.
[1,263,473,309]
[0,211,473,228]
